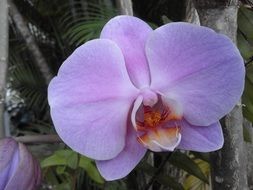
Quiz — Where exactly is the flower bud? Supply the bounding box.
[0,138,41,190]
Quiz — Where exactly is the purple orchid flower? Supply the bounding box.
[48,16,245,180]
[0,138,41,190]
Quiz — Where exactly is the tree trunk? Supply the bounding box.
[8,0,53,84]
[116,0,133,16]
[0,0,9,138]
[193,0,248,189]
[185,0,200,25]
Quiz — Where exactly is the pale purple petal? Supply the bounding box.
[146,22,245,126]
[51,100,132,160]
[48,39,139,160]
[177,120,224,152]
[48,39,138,108]
[96,125,147,180]
[100,16,152,88]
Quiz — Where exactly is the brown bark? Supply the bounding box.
[193,0,248,189]
[185,0,200,25]
[14,135,62,144]
[8,0,53,84]
[0,0,9,138]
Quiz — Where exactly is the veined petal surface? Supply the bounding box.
[177,120,224,152]
[146,22,245,126]
[48,39,139,160]
[101,16,152,88]
[96,125,146,180]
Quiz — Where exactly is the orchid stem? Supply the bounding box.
[144,152,173,190]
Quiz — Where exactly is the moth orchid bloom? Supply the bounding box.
[0,138,41,190]
[48,16,245,180]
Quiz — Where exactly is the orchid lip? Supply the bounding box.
[132,96,183,152]
[151,133,182,151]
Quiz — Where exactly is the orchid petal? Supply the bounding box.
[146,22,245,126]
[96,125,147,180]
[177,120,224,152]
[101,16,152,88]
[48,39,138,160]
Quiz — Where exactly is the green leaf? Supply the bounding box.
[238,31,253,60]
[54,182,72,190]
[41,149,78,168]
[104,181,128,190]
[243,122,253,143]
[190,152,210,162]
[58,1,117,47]
[169,152,209,184]
[56,166,66,175]
[42,149,104,184]
[183,159,210,190]
[79,156,104,184]
[242,65,253,122]
[238,7,253,43]
[8,50,48,115]
[66,152,78,169]
[138,162,184,190]
[238,6,253,60]
[247,63,253,83]
[41,152,67,168]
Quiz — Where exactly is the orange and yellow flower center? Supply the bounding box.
[135,105,182,152]
[144,111,162,127]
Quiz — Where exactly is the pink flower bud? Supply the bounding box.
[0,138,41,190]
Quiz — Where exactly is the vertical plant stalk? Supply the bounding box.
[8,0,53,84]
[193,0,248,189]
[0,0,9,138]
[116,0,133,16]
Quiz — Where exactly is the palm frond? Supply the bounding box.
[57,1,117,47]
[8,45,48,117]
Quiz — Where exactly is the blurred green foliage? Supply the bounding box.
[238,6,253,124]
[41,149,104,189]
